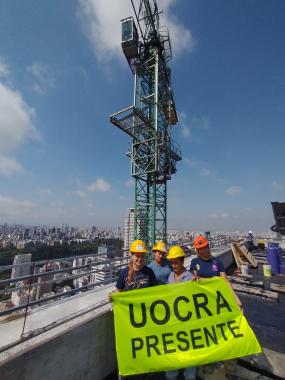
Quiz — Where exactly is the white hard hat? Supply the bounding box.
[248,230,253,234]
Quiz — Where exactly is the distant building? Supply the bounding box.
[98,245,115,259]
[11,254,32,280]
[72,257,94,289]
[36,263,57,300]
[89,264,114,285]
[123,208,145,251]
[11,290,29,307]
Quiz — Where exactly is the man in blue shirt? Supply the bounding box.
[191,236,242,379]
[191,235,242,307]
[148,241,171,284]
[191,235,229,278]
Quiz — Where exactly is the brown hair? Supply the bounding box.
[127,255,135,284]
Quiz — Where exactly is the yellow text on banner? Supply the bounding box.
[112,277,261,376]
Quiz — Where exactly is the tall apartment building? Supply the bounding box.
[123,208,145,251]
[36,263,58,300]
[72,257,94,289]
[89,264,114,285]
[11,254,32,279]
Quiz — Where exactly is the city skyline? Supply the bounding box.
[0,1,284,231]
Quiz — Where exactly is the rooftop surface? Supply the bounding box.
[1,248,285,379]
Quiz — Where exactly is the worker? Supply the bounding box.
[191,235,242,307]
[245,230,255,252]
[165,245,196,380]
[115,239,157,291]
[110,239,157,380]
[148,241,171,284]
[191,235,242,379]
[167,245,192,283]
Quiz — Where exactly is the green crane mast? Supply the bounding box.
[110,0,181,248]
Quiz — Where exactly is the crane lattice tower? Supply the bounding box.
[110,0,181,247]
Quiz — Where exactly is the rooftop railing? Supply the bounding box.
[0,240,236,349]
[0,251,129,316]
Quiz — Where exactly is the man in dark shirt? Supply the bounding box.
[191,255,225,278]
[191,235,242,307]
[191,235,242,380]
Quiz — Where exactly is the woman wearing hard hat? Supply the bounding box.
[167,245,192,283]
[115,239,157,291]
[111,240,157,380]
[165,245,196,380]
[148,241,171,284]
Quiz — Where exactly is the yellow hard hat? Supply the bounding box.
[130,240,147,253]
[167,245,185,259]
[152,241,167,253]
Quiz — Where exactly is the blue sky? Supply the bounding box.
[0,0,284,231]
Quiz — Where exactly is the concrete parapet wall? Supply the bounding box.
[0,309,117,380]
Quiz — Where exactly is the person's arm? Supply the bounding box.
[190,259,199,281]
[108,288,123,302]
[109,270,125,301]
[191,270,199,281]
[220,271,243,310]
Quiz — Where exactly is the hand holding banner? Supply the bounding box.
[112,277,261,376]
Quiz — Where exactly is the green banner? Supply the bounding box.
[112,277,261,376]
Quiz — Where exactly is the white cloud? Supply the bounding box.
[179,112,210,140]
[208,212,230,219]
[184,156,227,183]
[191,116,210,131]
[68,190,87,199]
[184,157,206,169]
[0,79,40,176]
[225,186,241,196]
[0,59,10,78]
[124,178,133,188]
[27,62,55,95]
[0,154,23,175]
[178,111,192,138]
[0,82,39,153]
[0,194,36,219]
[159,1,194,58]
[78,0,193,63]
[208,213,218,219]
[271,181,284,191]
[181,125,191,138]
[87,177,111,192]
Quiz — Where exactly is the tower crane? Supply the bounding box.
[110,0,181,247]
